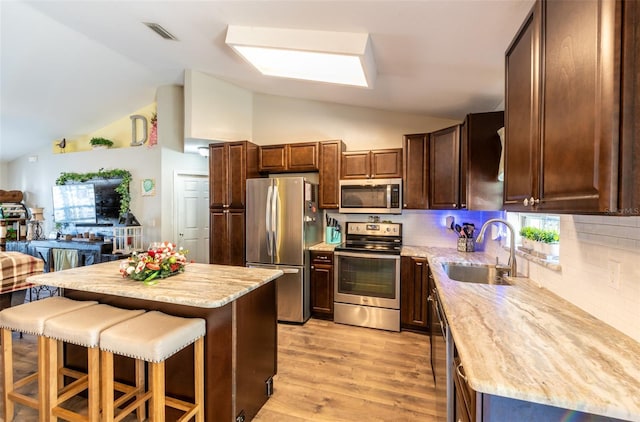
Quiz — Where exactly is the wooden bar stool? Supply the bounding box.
[0,297,98,422]
[43,304,146,422]
[99,311,206,422]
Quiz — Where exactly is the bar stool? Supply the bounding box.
[0,297,98,422]
[100,311,206,422]
[43,304,146,422]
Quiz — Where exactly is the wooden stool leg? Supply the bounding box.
[46,337,58,422]
[101,351,114,422]
[87,347,100,421]
[195,337,204,422]
[2,328,14,422]
[149,362,165,422]
[37,335,47,422]
[135,358,146,422]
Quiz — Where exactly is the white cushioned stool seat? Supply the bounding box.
[100,311,206,422]
[44,304,146,422]
[0,297,98,422]
[100,311,205,362]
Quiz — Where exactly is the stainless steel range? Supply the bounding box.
[333,222,402,332]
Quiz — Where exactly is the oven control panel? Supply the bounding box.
[346,222,402,236]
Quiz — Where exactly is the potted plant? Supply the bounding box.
[89,137,114,149]
[539,229,560,258]
[519,226,538,250]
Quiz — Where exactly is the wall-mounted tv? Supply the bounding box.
[52,184,97,224]
[94,179,122,220]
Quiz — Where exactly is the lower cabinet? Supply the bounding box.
[210,209,245,266]
[400,256,429,332]
[310,251,333,319]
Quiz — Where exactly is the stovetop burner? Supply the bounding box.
[334,222,402,255]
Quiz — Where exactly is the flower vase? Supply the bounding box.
[148,122,158,147]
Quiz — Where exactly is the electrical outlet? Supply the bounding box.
[608,260,621,289]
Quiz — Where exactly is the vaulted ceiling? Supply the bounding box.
[0,0,534,163]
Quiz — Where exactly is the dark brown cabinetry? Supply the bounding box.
[429,112,504,210]
[505,0,637,213]
[310,251,334,319]
[400,256,429,332]
[318,140,345,209]
[341,148,402,179]
[453,350,477,422]
[258,142,319,173]
[403,134,429,209]
[209,141,259,266]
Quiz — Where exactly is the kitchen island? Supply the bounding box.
[27,261,283,422]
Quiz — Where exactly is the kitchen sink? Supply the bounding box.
[441,263,512,285]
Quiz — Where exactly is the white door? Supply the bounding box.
[175,174,209,263]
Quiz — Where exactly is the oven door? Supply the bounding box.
[334,251,400,309]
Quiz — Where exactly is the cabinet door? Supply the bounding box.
[288,142,318,171]
[341,151,371,179]
[504,5,540,210]
[538,0,620,212]
[227,209,246,266]
[209,209,245,266]
[209,144,227,209]
[319,140,344,209]
[403,134,429,209]
[259,145,287,173]
[429,125,461,209]
[227,142,248,209]
[310,258,334,318]
[400,256,429,332]
[371,148,403,178]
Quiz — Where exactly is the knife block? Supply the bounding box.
[326,227,341,244]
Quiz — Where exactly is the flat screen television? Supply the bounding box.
[52,184,97,224]
[94,179,122,220]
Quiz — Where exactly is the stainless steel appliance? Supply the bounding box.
[338,178,402,214]
[430,285,453,422]
[246,177,321,323]
[333,222,402,331]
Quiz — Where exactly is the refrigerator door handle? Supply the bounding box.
[281,268,299,274]
[266,184,273,257]
[272,184,279,256]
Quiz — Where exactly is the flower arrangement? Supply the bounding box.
[120,242,188,285]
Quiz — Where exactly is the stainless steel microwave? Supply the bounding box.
[338,178,402,214]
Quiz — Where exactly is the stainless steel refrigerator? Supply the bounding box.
[246,177,321,323]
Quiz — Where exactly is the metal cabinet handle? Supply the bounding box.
[427,295,433,302]
[452,203,458,208]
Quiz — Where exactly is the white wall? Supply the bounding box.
[252,93,459,149]
[484,213,640,342]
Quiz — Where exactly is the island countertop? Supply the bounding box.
[26,261,283,308]
[403,245,640,421]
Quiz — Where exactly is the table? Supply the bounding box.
[27,261,283,421]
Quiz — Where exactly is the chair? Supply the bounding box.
[99,311,206,421]
[0,297,97,422]
[43,304,145,421]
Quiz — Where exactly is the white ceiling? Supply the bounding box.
[0,0,534,164]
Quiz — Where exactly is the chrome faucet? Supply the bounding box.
[476,218,517,278]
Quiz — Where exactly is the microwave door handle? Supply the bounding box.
[387,184,392,209]
[265,184,273,257]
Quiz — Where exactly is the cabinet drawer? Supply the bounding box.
[311,251,333,264]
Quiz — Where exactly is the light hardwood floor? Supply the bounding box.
[0,318,437,421]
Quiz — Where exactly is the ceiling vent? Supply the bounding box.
[143,22,178,41]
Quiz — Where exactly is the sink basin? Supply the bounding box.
[441,263,511,285]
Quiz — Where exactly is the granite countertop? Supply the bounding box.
[403,245,640,421]
[26,261,283,308]
[309,242,337,252]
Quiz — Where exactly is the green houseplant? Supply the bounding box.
[89,137,114,149]
[56,169,132,215]
[519,226,559,258]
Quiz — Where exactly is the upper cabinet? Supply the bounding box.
[341,148,403,179]
[403,134,429,209]
[258,142,319,173]
[319,140,346,209]
[504,0,638,213]
[429,112,504,210]
[209,141,259,210]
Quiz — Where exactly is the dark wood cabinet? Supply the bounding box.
[258,142,318,173]
[341,148,402,179]
[318,140,345,209]
[403,134,429,209]
[400,256,429,332]
[310,251,333,319]
[505,0,635,213]
[429,112,504,210]
[429,125,461,210]
[209,141,259,266]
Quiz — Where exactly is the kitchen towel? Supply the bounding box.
[52,248,79,271]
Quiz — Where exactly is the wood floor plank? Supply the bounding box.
[0,318,438,421]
